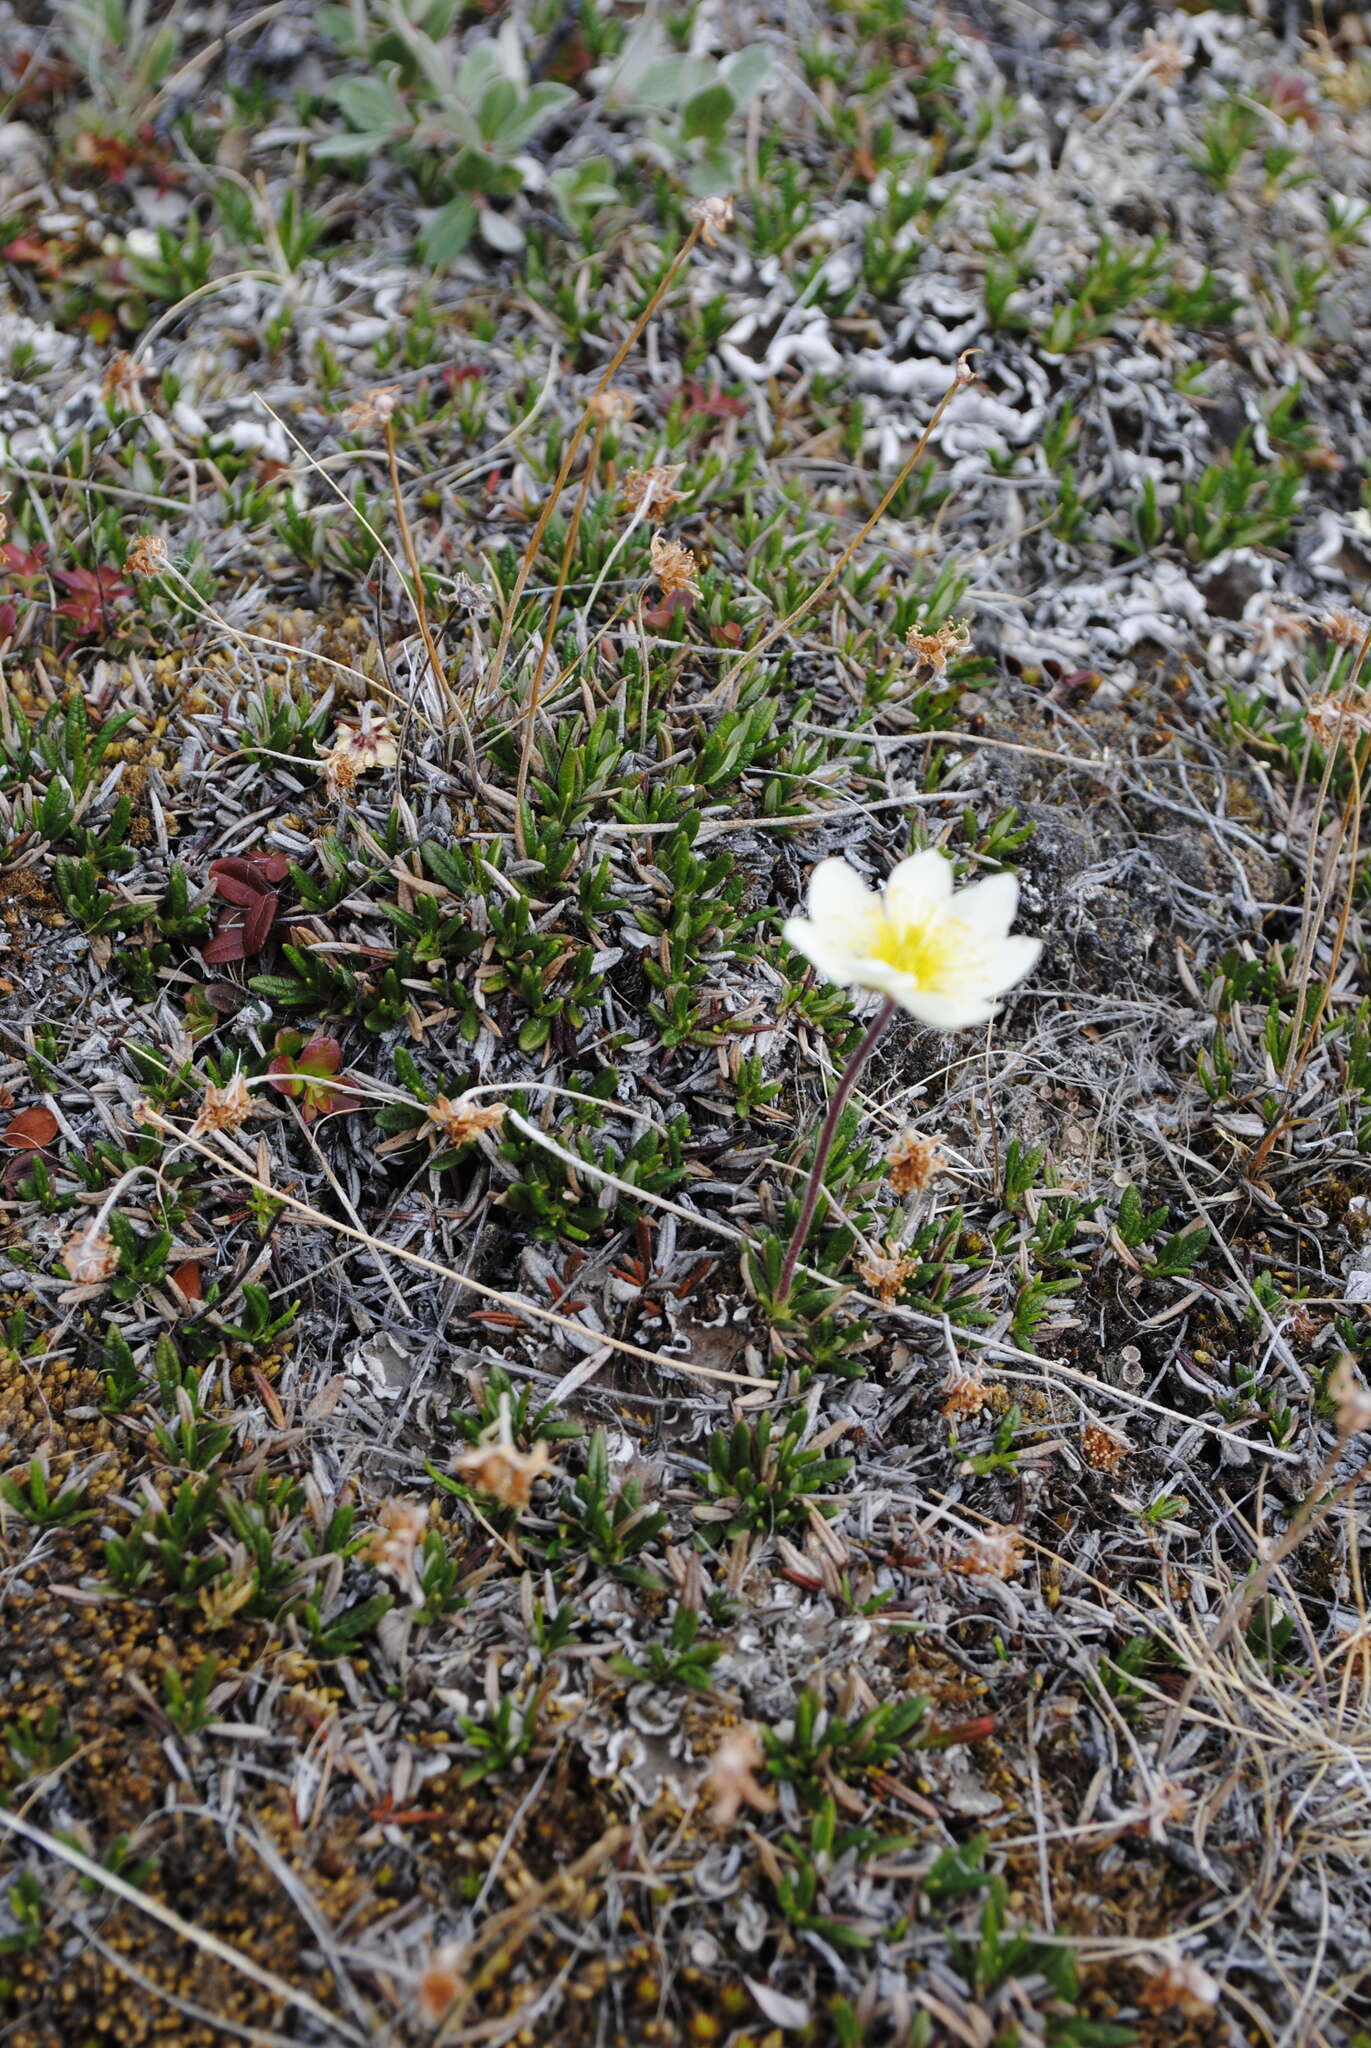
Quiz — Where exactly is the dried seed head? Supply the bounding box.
[318,717,398,799]
[343,384,402,433]
[450,571,493,622]
[1329,1355,1371,1437]
[101,350,149,412]
[123,534,168,578]
[887,1127,944,1196]
[1306,688,1371,747]
[1080,1422,1129,1473]
[587,386,636,424]
[454,1435,555,1511]
[687,194,735,247]
[425,1094,505,1149]
[62,1223,120,1284]
[621,464,685,518]
[906,618,971,677]
[949,1525,1025,1579]
[942,1365,992,1423]
[1324,608,1371,649]
[706,1723,775,1826]
[1140,28,1190,90]
[1138,1949,1220,2018]
[364,1495,429,1599]
[855,1243,917,1306]
[1248,602,1308,667]
[415,1941,466,2027]
[195,1071,255,1134]
[649,529,699,598]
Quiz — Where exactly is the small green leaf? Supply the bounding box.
[421,196,478,266]
[681,82,735,145]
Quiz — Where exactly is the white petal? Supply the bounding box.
[951,870,1019,940]
[883,849,954,927]
[783,913,863,986]
[806,858,885,952]
[845,956,925,1007]
[900,988,1000,1030]
[976,934,1042,995]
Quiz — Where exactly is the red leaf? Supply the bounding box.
[1,542,45,576]
[675,378,748,420]
[210,851,289,893]
[241,891,278,955]
[169,1259,203,1301]
[202,915,248,964]
[3,1106,59,1149]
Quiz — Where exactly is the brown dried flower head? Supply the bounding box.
[587,386,636,424]
[415,1940,466,2027]
[1306,688,1371,748]
[1248,602,1308,667]
[101,350,150,413]
[1140,28,1190,90]
[454,1435,555,1511]
[650,530,699,599]
[621,464,685,519]
[949,1525,1025,1579]
[344,384,402,433]
[1137,1948,1219,2019]
[687,194,735,247]
[195,1071,255,1135]
[62,1223,120,1284]
[1324,608,1371,649]
[425,1094,505,1150]
[707,1723,776,1826]
[942,1365,992,1423]
[450,571,494,622]
[1081,1422,1129,1473]
[1329,1355,1371,1437]
[887,1127,945,1196]
[123,534,168,578]
[906,617,971,677]
[364,1495,429,1599]
[855,1243,917,1306]
[318,717,398,799]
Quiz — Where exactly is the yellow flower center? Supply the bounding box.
[868,911,976,991]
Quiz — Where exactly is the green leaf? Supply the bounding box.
[478,207,525,255]
[420,196,477,266]
[331,73,409,136]
[681,82,735,145]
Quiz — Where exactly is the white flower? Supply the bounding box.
[783,852,1040,1029]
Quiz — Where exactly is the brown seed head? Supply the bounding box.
[588,386,636,424]
[707,1723,775,1826]
[887,1127,945,1196]
[426,1094,505,1150]
[123,534,168,578]
[949,1525,1025,1579]
[855,1243,917,1306]
[364,1495,429,1599]
[906,618,971,677]
[1140,28,1190,90]
[343,384,402,433]
[416,1941,466,2027]
[195,1071,255,1134]
[454,1435,555,1511]
[650,529,699,598]
[622,464,685,518]
[687,194,735,247]
[1081,1422,1130,1473]
[62,1223,120,1284]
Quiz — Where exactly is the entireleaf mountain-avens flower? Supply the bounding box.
[770,849,1040,1309]
[783,850,1040,1029]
